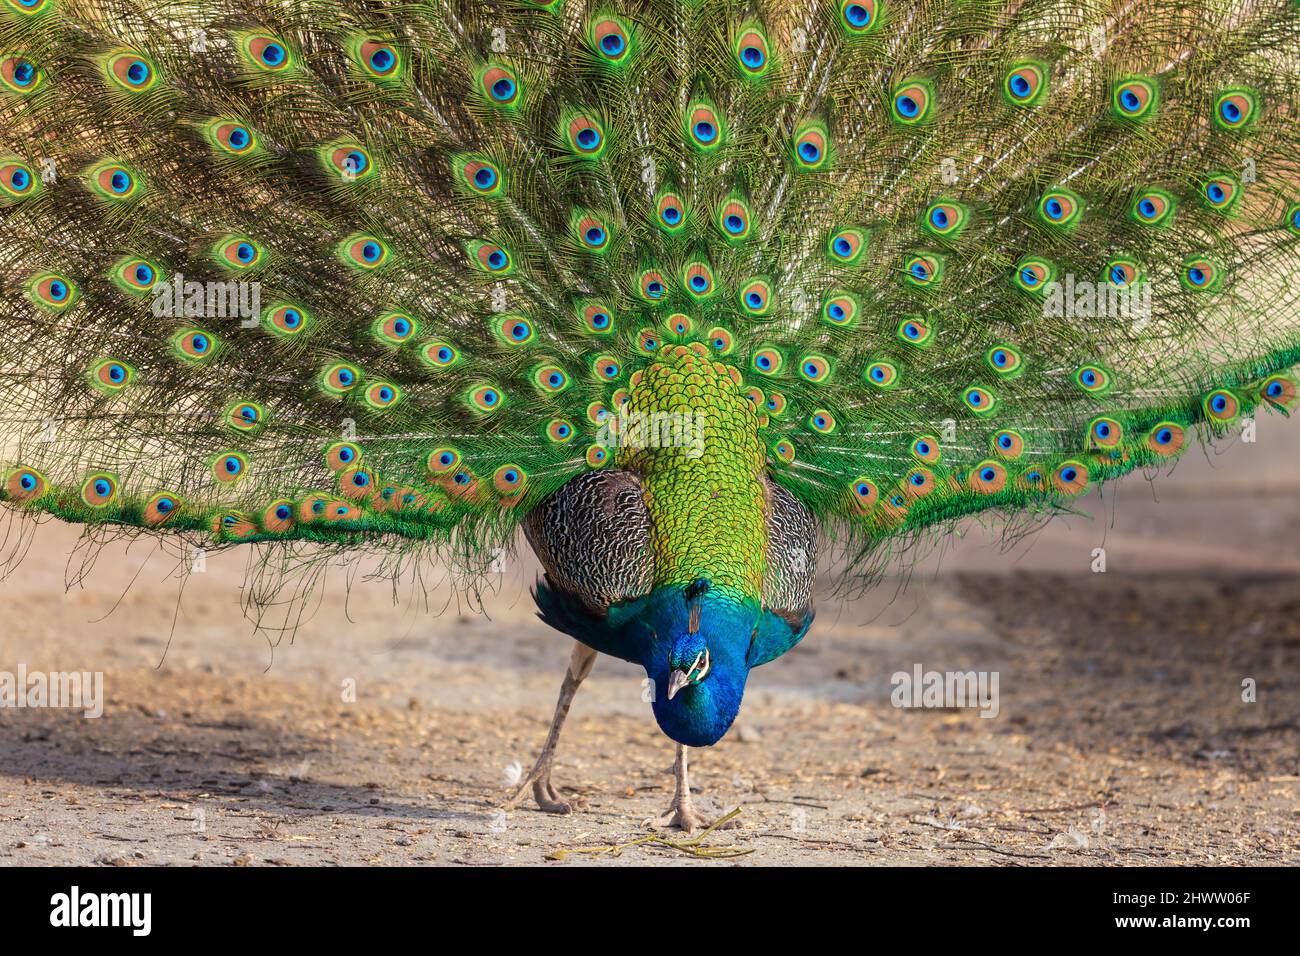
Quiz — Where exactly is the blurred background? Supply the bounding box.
[0,412,1297,865]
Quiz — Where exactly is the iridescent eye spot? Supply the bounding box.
[80,473,118,507]
[482,66,519,105]
[220,237,262,269]
[891,81,933,124]
[578,216,610,250]
[583,303,613,333]
[707,327,734,355]
[213,452,248,483]
[1089,417,1123,448]
[212,121,255,154]
[29,272,77,310]
[840,1,877,33]
[1287,204,1300,236]
[640,270,667,301]
[1261,375,1297,409]
[568,114,605,155]
[591,18,630,63]
[471,384,504,412]
[246,36,291,71]
[1075,365,1111,393]
[546,419,574,443]
[992,429,1024,459]
[1147,421,1185,457]
[666,313,692,336]
[905,468,935,497]
[923,202,967,237]
[1038,190,1081,227]
[1112,78,1157,120]
[587,402,611,426]
[1203,176,1237,210]
[586,445,608,468]
[897,318,934,348]
[637,329,661,354]
[683,262,714,297]
[94,164,137,199]
[493,464,527,496]
[422,341,459,367]
[986,345,1023,376]
[143,492,180,526]
[1052,461,1089,495]
[1181,257,1220,291]
[963,386,996,414]
[911,436,941,463]
[346,236,389,269]
[799,355,831,383]
[764,392,787,417]
[736,30,770,74]
[657,193,685,231]
[793,125,828,168]
[174,329,217,362]
[534,365,569,394]
[1104,259,1140,287]
[1214,89,1257,129]
[5,466,46,502]
[1203,389,1239,421]
[1,161,35,197]
[905,254,941,286]
[719,200,751,240]
[594,356,621,381]
[772,440,796,464]
[326,441,362,471]
[107,52,157,91]
[822,293,858,326]
[850,477,879,511]
[473,242,512,273]
[262,500,295,533]
[117,258,158,291]
[323,363,359,393]
[741,280,771,314]
[91,358,133,391]
[495,315,534,345]
[427,447,460,474]
[1,56,42,93]
[365,382,400,409]
[461,158,502,196]
[864,361,897,388]
[808,408,836,433]
[1014,258,1054,292]
[970,461,1007,494]
[689,106,722,149]
[752,348,783,375]
[375,312,415,344]
[1003,63,1045,106]
[359,40,400,77]
[329,145,373,180]
[266,304,307,335]
[828,228,864,263]
[1132,190,1174,226]
[226,401,263,431]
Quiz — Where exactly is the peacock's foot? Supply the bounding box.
[646,793,740,835]
[503,761,587,814]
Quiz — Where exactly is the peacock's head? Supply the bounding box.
[640,578,756,747]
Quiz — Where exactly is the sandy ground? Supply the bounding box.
[1,419,1298,866]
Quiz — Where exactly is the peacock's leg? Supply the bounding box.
[648,743,740,834]
[504,641,598,814]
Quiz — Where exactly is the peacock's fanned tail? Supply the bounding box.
[0,0,1298,580]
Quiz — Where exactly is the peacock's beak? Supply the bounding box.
[666,669,691,700]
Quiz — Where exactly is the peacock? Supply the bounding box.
[2,0,1298,833]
